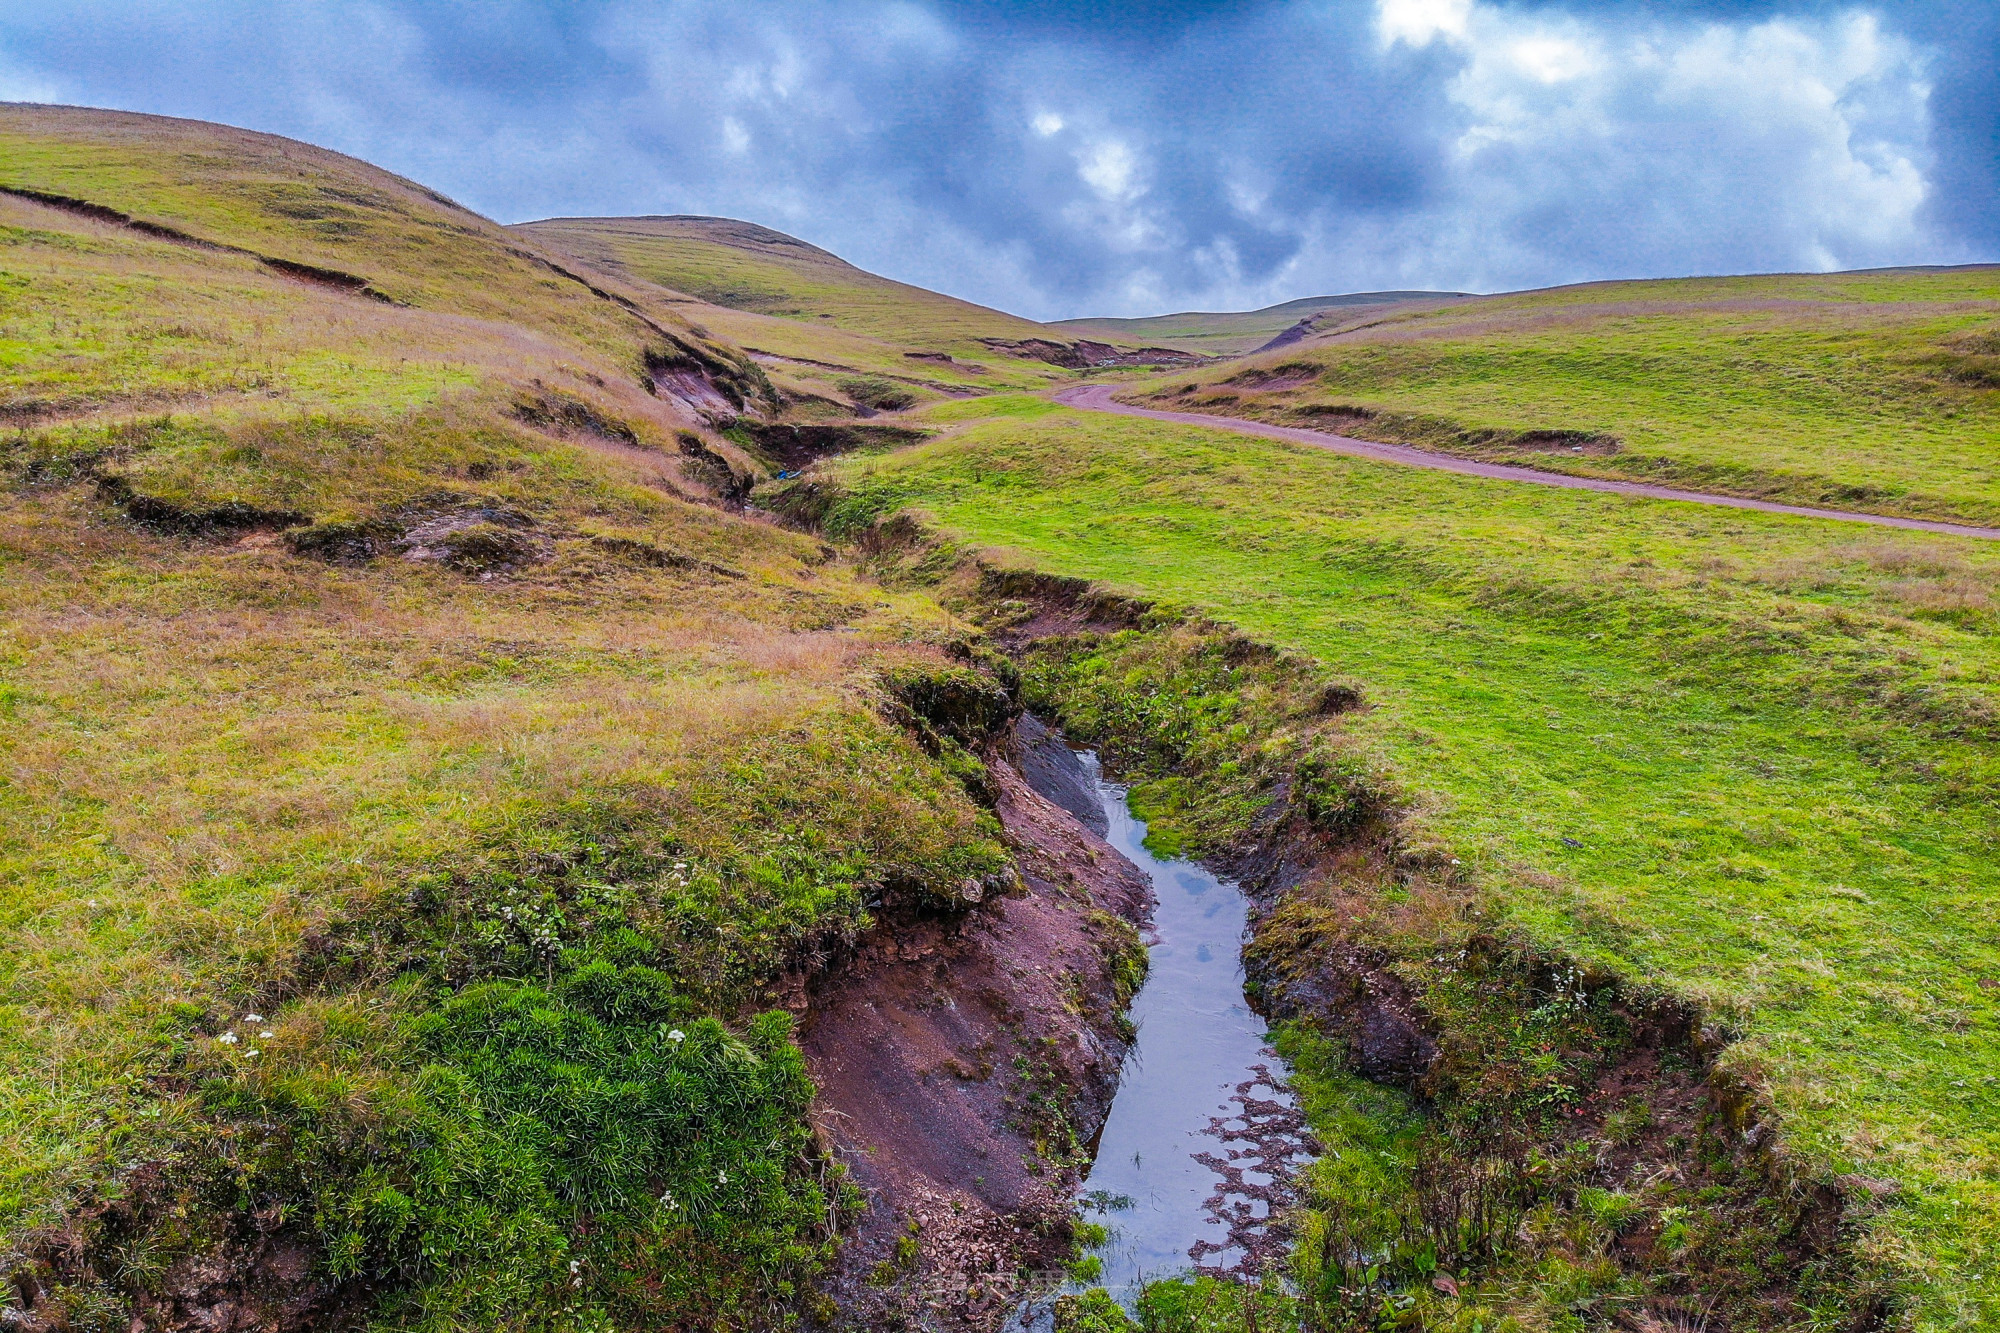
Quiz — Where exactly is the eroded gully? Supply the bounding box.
[1026,739,1314,1309]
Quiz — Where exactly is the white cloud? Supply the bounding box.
[1377,4,1937,286]
[0,58,63,104]
[1076,139,1138,202]
[1031,111,1064,137]
[1377,0,1472,50]
[1064,136,1162,251]
[1505,34,1596,85]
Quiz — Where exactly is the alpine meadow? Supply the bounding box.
[1,14,1998,1333]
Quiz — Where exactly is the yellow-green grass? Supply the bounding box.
[1136,268,2000,525]
[831,408,2000,1328]
[0,131,761,504]
[0,104,753,390]
[0,463,970,1209]
[2,192,497,422]
[1052,291,1466,357]
[516,215,1080,401]
[0,106,1011,1326]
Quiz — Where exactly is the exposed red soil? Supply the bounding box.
[798,742,1151,1329]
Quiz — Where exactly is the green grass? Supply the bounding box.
[1052,291,1464,357]
[912,393,1069,424]
[831,407,2000,1328]
[515,215,1054,352]
[514,216,1077,409]
[0,106,1016,1330]
[1139,269,2000,524]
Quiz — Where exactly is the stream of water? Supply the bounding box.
[1073,752,1312,1301]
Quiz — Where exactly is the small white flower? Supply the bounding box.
[260,1030,274,1039]
[717,1170,728,1185]
[245,1013,263,1023]
[217,1031,238,1045]
[668,1029,685,1043]
[245,1049,260,1058]
[568,1259,581,1273]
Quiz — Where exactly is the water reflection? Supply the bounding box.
[1071,752,1312,1299]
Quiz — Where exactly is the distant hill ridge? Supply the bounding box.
[1054,289,1474,356]
[514,214,1201,385]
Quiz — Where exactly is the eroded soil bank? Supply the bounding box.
[800,720,1152,1329]
[755,516,1896,1331]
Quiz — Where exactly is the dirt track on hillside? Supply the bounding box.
[1054,384,2000,540]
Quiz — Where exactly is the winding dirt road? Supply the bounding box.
[1054,384,2000,541]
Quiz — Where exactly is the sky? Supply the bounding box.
[1,0,1994,320]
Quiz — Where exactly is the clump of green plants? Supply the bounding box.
[31,982,833,1332]
[1053,1287,1139,1332]
[1018,623,1377,858]
[838,376,919,412]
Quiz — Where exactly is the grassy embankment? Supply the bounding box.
[0,106,1012,1330]
[513,215,1086,415]
[821,399,2000,1329]
[1138,269,2000,525]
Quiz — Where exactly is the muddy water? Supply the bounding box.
[1074,753,1311,1298]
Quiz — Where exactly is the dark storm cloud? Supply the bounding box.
[0,1,1990,317]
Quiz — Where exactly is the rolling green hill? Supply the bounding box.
[0,104,1028,1332]
[516,214,1054,348]
[1132,267,2000,524]
[7,97,1999,1333]
[514,214,1199,417]
[1052,290,1470,357]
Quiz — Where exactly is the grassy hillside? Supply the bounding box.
[0,107,773,390]
[515,215,1089,411]
[12,96,2000,1333]
[825,406,2000,1329]
[0,106,1024,1331]
[1053,291,1468,357]
[517,215,1055,348]
[1131,267,2000,525]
